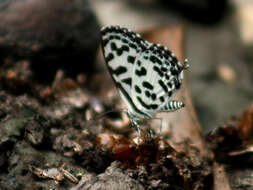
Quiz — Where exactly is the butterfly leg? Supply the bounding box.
[150,117,163,136]
[158,117,163,135]
[129,118,142,136]
[126,111,142,136]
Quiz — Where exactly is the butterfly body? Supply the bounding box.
[101,26,188,128]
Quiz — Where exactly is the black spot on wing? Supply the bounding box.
[150,104,158,109]
[111,42,117,50]
[122,78,132,86]
[151,93,156,101]
[133,38,146,50]
[170,67,179,75]
[150,55,162,65]
[127,56,136,64]
[122,38,128,43]
[108,40,129,56]
[102,38,109,46]
[135,85,142,94]
[161,67,168,72]
[153,66,164,77]
[163,53,169,60]
[158,80,168,93]
[105,53,114,62]
[113,66,127,76]
[122,45,130,52]
[159,96,165,103]
[135,67,147,77]
[174,78,181,89]
[114,35,120,40]
[167,82,172,88]
[145,90,150,98]
[165,74,170,80]
[129,43,137,50]
[116,49,123,56]
[142,81,153,90]
[149,55,156,63]
[166,60,175,67]
[154,50,163,59]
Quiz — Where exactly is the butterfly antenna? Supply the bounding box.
[89,108,127,122]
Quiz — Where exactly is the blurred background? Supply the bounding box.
[90,0,253,132]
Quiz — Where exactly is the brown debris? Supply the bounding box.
[207,103,253,189]
[29,165,79,184]
[97,132,160,166]
[207,102,253,158]
[238,103,253,143]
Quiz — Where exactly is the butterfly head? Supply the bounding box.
[178,58,189,82]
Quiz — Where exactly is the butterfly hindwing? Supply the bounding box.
[131,43,183,117]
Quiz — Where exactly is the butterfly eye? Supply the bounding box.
[183,59,190,70]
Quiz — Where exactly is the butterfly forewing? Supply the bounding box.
[101,26,151,118]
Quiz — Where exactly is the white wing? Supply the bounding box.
[101,26,186,122]
[131,43,184,117]
[101,26,150,119]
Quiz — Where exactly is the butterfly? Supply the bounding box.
[101,25,189,132]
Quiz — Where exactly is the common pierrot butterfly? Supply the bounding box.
[101,25,189,133]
